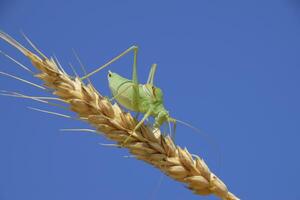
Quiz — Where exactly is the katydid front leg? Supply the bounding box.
[122,107,153,145]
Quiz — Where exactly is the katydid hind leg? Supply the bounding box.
[81,45,139,80]
[109,83,134,101]
[131,46,140,111]
[146,63,157,85]
[80,45,141,110]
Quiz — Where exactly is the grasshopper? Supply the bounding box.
[81,46,177,138]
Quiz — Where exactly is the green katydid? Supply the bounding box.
[0,32,221,170]
[0,31,212,146]
[80,45,211,145]
[81,46,178,139]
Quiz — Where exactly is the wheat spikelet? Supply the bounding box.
[0,32,239,200]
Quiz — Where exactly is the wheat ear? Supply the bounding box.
[0,32,239,200]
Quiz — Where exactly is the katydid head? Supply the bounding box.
[154,109,170,128]
[153,108,177,127]
[107,70,128,82]
[107,70,129,90]
[107,70,113,78]
[107,70,116,89]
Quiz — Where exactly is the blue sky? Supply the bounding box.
[0,1,300,199]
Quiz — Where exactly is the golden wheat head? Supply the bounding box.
[0,31,239,200]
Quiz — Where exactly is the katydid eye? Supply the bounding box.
[108,73,112,77]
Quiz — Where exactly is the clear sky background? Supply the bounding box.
[0,1,299,199]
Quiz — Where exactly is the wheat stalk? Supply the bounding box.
[0,32,239,200]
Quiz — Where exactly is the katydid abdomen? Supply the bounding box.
[108,72,138,112]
